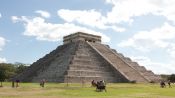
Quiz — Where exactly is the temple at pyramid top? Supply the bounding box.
[63,32,101,44]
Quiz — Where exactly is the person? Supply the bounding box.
[96,80,106,92]
[40,79,45,87]
[102,80,106,86]
[12,81,15,88]
[100,80,107,92]
[15,80,20,88]
[91,80,96,87]
[168,80,171,88]
[160,80,166,88]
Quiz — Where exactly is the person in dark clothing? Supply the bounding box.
[12,81,15,88]
[91,80,97,87]
[15,80,20,88]
[96,80,106,92]
[40,79,46,87]
[160,80,166,88]
[168,80,172,88]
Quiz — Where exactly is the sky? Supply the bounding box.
[0,0,175,74]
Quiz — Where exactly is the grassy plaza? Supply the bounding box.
[0,82,175,98]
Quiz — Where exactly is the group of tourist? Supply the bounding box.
[91,80,107,92]
[11,79,46,88]
[12,80,20,88]
[160,80,172,88]
[10,79,172,90]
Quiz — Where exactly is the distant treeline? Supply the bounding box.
[0,63,28,82]
[160,74,175,82]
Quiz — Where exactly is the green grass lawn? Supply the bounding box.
[0,82,175,98]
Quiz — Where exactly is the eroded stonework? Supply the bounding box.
[13,32,161,83]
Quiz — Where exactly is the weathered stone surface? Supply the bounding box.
[13,32,161,83]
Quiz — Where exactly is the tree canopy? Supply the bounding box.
[0,63,28,81]
[168,74,175,82]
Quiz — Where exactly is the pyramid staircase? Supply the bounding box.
[88,42,160,82]
[65,41,127,83]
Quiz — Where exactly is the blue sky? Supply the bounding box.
[0,0,175,74]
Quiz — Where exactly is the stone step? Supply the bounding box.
[129,62,140,67]
[76,48,90,52]
[144,75,161,82]
[69,64,110,71]
[71,62,111,67]
[72,59,91,64]
[75,51,89,55]
[71,61,108,67]
[72,59,108,65]
[73,55,102,61]
[73,56,91,61]
[67,70,114,77]
[132,66,147,72]
[142,71,155,76]
[74,55,90,58]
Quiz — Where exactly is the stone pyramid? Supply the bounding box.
[13,32,161,83]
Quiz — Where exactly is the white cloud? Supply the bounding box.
[154,0,175,23]
[130,56,175,74]
[0,13,1,18]
[0,36,6,51]
[58,9,126,32]
[58,9,106,28]
[11,16,21,23]
[167,43,175,59]
[58,0,159,30]
[118,23,175,52]
[105,0,161,24]
[0,57,7,63]
[57,0,175,32]
[35,10,50,18]
[13,16,110,42]
[105,0,175,24]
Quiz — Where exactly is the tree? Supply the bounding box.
[15,64,28,74]
[0,69,6,87]
[168,74,175,83]
[0,63,16,82]
[160,74,170,80]
[0,63,28,83]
